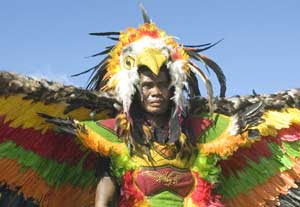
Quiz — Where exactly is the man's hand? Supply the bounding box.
[95,176,116,207]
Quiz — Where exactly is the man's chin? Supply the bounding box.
[146,106,167,115]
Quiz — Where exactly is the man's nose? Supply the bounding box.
[151,85,163,96]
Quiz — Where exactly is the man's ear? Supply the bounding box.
[134,85,143,101]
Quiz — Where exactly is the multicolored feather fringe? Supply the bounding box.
[218,108,300,207]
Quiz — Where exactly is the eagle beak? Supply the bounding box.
[136,48,167,75]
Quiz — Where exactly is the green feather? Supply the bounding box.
[0,141,97,189]
[218,142,297,198]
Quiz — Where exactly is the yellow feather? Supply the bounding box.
[0,95,109,133]
[76,124,125,155]
[183,197,198,207]
[256,108,300,137]
[134,200,151,207]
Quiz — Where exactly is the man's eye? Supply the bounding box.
[158,82,169,88]
[142,83,151,89]
[141,82,154,89]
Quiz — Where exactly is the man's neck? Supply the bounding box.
[144,112,169,129]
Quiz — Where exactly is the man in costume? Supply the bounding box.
[1,4,300,207]
[73,6,227,206]
[94,63,222,207]
[71,5,300,207]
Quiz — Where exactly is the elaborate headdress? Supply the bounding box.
[76,5,228,159]
[74,4,226,116]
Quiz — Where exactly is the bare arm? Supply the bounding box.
[95,176,117,207]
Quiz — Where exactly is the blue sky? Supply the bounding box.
[1,0,299,96]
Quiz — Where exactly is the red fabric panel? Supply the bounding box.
[97,118,116,132]
[135,167,194,197]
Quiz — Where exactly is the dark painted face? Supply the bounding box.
[139,67,171,115]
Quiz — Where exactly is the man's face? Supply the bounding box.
[139,68,171,115]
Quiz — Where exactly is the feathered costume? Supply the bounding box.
[0,5,300,207]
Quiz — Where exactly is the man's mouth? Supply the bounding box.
[149,100,164,106]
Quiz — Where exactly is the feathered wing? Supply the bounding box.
[2,70,300,207]
[206,90,300,207]
[0,71,118,207]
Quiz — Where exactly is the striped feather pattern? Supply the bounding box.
[0,74,114,206]
[219,108,300,206]
[1,71,300,207]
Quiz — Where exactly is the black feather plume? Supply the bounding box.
[71,56,108,78]
[107,37,119,41]
[71,65,99,77]
[187,71,201,97]
[86,64,108,91]
[87,46,114,58]
[38,113,77,136]
[198,54,226,97]
[183,43,211,48]
[185,49,226,97]
[86,57,109,91]
[139,3,151,24]
[89,32,120,36]
[192,39,223,53]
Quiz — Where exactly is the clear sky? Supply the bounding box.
[1,0,299,96]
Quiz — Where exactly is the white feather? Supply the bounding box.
[109,67,140,113]
[228,114,240,136]
[122,36,171,57]
[168,60,188,110]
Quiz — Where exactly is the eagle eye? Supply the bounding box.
[124,55,135,69]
